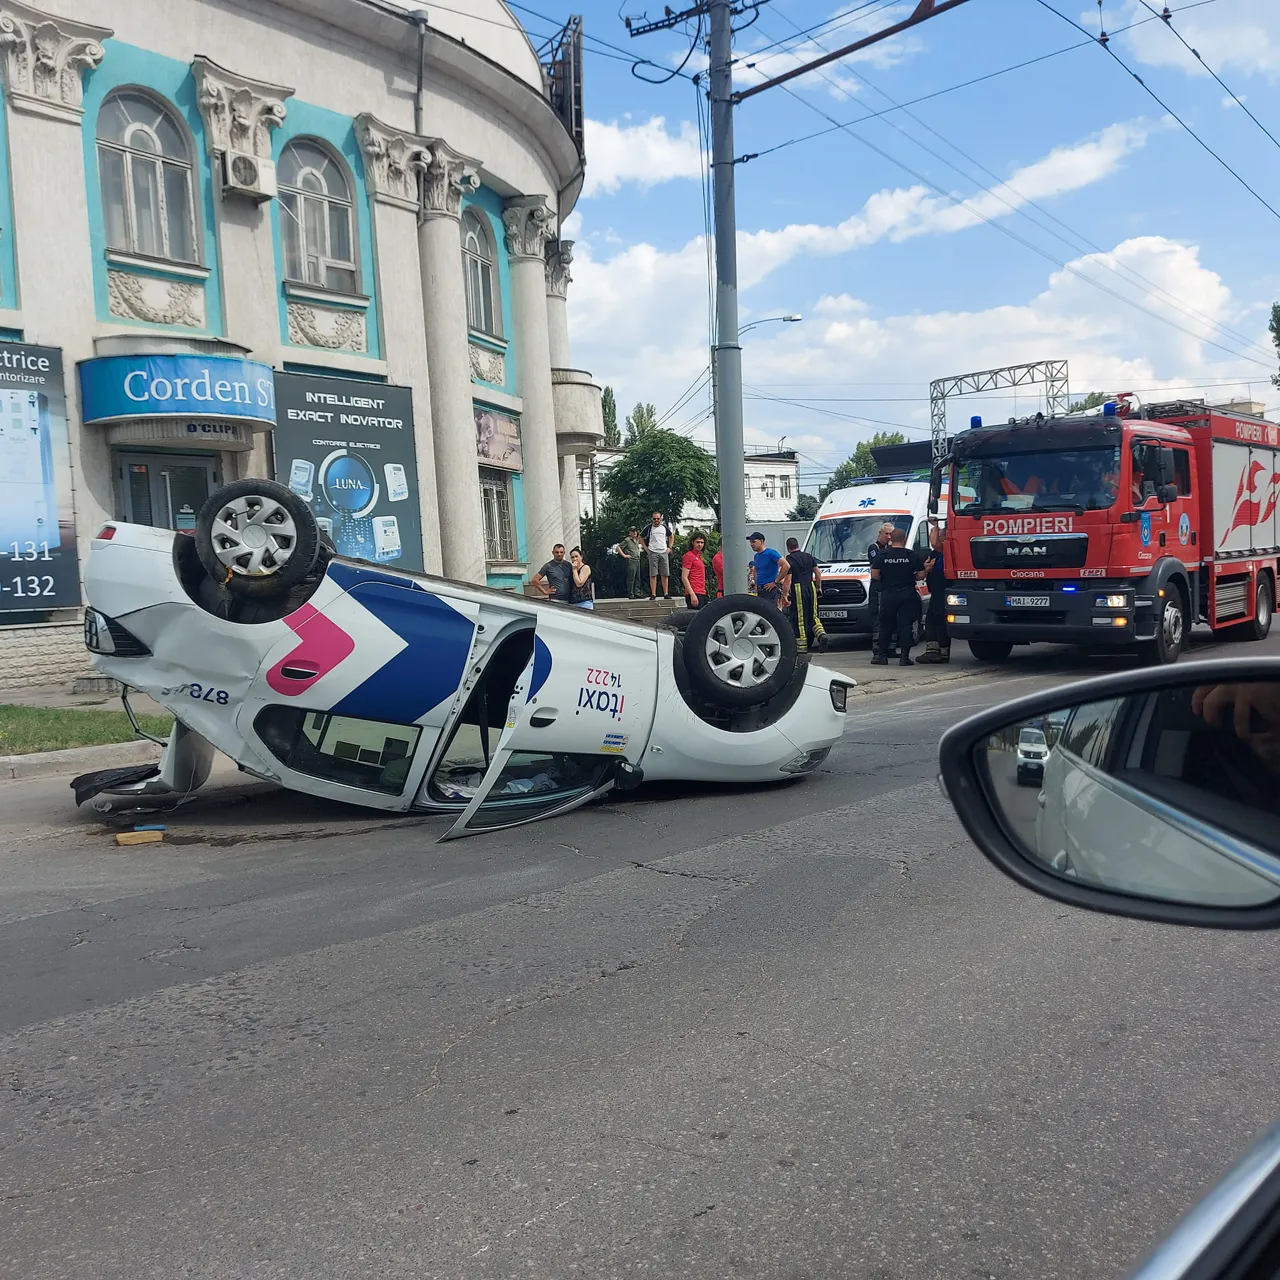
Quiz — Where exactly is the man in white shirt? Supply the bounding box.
[641,511,673,600]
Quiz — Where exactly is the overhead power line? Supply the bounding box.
[1034,0,1280,223]
[755,10,1274,366]
[1134,0,1280,155]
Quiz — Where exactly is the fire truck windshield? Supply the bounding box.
[953,445,1120,515]
[806,513,913,563]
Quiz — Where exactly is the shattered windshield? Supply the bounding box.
[953,446,1120,515]
[806,513,913,563]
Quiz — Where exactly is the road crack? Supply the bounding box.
[630,861,751,885]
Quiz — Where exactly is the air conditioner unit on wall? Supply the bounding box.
[221,150,277,201]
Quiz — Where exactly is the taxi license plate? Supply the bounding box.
[820,609,848,619]
[1006,595,1050,608]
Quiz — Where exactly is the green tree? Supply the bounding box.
[1270,304,1280,389]
[817,431,907,500]
[601,385,621,448]
[787,493,819,521]
[1067,390,1110,413]
[600,428,719,530]
[624,401,659,446]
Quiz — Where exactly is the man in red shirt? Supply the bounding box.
[681,532,709,609]
[712,546,725,597]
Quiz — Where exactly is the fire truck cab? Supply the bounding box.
[935,399,1277,665]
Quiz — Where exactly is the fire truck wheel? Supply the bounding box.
[1239,576,1273,643]
[967,639,1013,663]
[1140,586,1187,666]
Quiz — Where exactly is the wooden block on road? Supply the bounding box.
[115,830,164,846]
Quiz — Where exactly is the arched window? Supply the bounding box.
[462,208,500,337]
[97,90,196,263]
[279,139,357,293]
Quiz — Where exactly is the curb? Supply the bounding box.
[846,667,976,698]
[1,738,163,782]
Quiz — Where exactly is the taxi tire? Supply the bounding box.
[195,479,320,598]
[683,594,797,709]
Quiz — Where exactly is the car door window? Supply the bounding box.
[456,750,615,830]
[254,705,421,793]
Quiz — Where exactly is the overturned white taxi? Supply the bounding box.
[76,480,851,837]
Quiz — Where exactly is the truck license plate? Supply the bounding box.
[1006,595,1050,608]
[820,609,848,619]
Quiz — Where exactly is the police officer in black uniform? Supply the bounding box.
[916,517,950,664]
[870,528,932,666]
[865,522,894,652]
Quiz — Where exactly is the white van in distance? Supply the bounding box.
[803,477,937,636]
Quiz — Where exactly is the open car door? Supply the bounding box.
[439,607,659,839]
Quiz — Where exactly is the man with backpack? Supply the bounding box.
[642,511,673,600]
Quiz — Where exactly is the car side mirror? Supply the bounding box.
[937,660,1280,929]
[1157,482,1178,504]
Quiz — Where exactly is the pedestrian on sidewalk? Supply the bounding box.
[776,537,827,652]
[681,532,709,609]
[870,529,930,666]
[620,528,645,598]
[916,517,951,664]
[642,512,673,600]
[532,544,572,603]
[748,532,783,607]
[712,544,725,598]
[569,547,594,609]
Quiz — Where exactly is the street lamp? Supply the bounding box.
[739,313,802,337]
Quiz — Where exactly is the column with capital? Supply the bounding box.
[0,2,114,550]
[355,115,443,573]
[504,197,563,562]
[417,140,487,582]
[545,240,579,549]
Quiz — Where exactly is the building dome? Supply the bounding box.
[381,0,545,90]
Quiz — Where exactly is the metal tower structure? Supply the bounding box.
[929,360,1070,461]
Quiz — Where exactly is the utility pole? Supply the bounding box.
[627,0,971,595]
[708,0,746,594]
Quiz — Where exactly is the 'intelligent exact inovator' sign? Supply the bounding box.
[271,371,422,572]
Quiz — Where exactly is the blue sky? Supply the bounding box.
[516,0,1280,492]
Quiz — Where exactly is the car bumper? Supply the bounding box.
[945,584,1154,645]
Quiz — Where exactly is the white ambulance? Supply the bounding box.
[802,476,938,636]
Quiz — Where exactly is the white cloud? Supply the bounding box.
[581,117,703,197]
[569,229,1270,470]
[1117,0,1280,78]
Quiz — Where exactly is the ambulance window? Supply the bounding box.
[913,522,930,552]
[1173,449,1192,496]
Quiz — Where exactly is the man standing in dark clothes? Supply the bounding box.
[776,537,827,652]
[532,544,573,602]
[916,517,950,664]
[870,529,931,666]
[866,522,894,652]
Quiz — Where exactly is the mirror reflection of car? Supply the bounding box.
[938,661,1280,1280]
[1014,727,1047,786]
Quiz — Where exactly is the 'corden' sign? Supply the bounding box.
[77,355,276,426]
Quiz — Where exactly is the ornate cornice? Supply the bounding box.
[545,238,573,298]
[0,1,110,123]
[191,56,292,158]
[502,196,554,261]
[356,113,428,211]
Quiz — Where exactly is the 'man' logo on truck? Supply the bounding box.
[1007,544,1048,557]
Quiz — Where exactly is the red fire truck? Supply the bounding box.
[932,397,1278,664]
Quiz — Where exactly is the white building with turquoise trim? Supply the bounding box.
[0,0,602,686]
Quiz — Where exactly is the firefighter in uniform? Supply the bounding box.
[866,522,895,652]
[776,537,827,653]
[870,528,931,666]
[916,517,950,664]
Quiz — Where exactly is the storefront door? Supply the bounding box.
[118,454,220,531]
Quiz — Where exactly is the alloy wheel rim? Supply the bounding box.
[1163,598,1183,650]
[209,494,299,577]
[705,609,783,688]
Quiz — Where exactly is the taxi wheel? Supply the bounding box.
[195,479,319,598]
[683,594,797,708]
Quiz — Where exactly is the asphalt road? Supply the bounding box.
[4,629,1280,1279]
